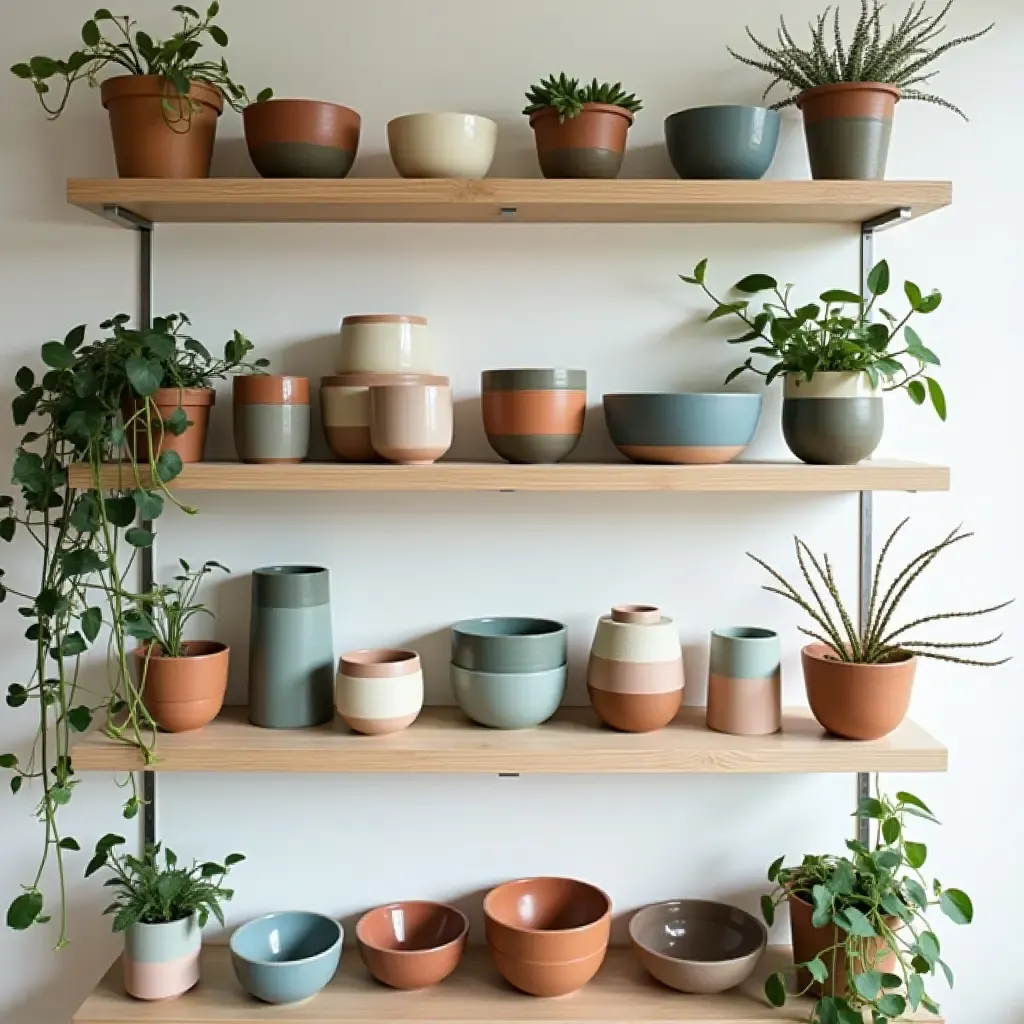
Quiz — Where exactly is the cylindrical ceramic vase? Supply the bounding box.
[706,627,781,736]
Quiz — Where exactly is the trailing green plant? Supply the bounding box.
[0,314,262,946]
[86,834,243,930]
[748,519,1011,666]
[761,785,971,1023]
[11,3,272,124]
[680,257,948,418]
[728,0,993,118]
[523,73,642,121]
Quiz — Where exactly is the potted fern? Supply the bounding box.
[749,520,1010,740]
[86,835,243,1000]
[728,0,993,179]
[523,74,642,179]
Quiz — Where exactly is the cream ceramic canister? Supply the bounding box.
[338,315,433,374]
[587,605,684,732]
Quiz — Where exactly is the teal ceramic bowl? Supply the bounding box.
[230,912,343,1004]
[603,393,762,465]
[451,617,568,674]
[451,663,567,729]
[664,106,780,180]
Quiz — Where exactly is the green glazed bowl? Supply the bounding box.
[451,617,568,673]
[451,663,567,729]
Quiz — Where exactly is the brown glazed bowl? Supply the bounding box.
[629,899,766,994]
[356,901,468,990]
[490,946,607,998]
[244,99,361,178]
[483,877,611,961]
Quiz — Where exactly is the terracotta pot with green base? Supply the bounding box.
[530,103,633,179]
[782,372,883,465]
[123,913,202,1000]
[243,99,361,178]
[797,83,899,180]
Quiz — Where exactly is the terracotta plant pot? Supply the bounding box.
[125,387,215,464]
[244,99,361,178]
[783,372,884,465]
[100,75,223,179]
[801,643,916,740]
[123,913,201,1000]
[233,375,310,464]
[529,103,634,179]
[797,83,900,180]
[134,641,229,733]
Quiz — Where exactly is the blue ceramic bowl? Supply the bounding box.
[451,663,567,729]
[603,393,762,465]
[451,617,568,674]
[664,106,780,180]
[230,912,343,1004]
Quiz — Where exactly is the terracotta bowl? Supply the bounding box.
[490,945,606,998]
[628,899,766,994]
[483,877,611,960]
[356,901,468,990]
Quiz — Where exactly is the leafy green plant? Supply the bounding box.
[680,257,948,418]
[748,519,1011,666]
[11,3,272,124]
[0,315,260,946]
[86,834,243,931]
[729,0,993,118]
[762,786,971,1023]
[523,73,642,121]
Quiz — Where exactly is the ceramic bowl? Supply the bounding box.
[664,106,780,180]
[629,899,767,994]
[356,901,468,989]
[229,912,343,1005]
[244,99,361,178]
[603,392,762,465]
[388,113,497,178]
[336,649,424,735]
[490,946,607,998]
[451,617,567,674]
[338,315,432,375]
[451,663,566,730]
[369,383,453,465]
[483,877,612,961]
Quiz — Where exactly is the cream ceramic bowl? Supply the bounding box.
[369,383,453,465]
[338,315,433,374]
[387,113,498,179]
[336,649,424,735]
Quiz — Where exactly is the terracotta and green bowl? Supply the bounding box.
[244,99,361,178]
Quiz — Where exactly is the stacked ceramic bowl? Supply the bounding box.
[484,877,612,997]
[321,315,452,464]
[450,617,567,729]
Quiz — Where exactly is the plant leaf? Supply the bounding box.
[907,973,925,1010]
[67,705,92,732]
[854,969,882,1001]
[760,893,775,926]
[835,906,876,937]
[940,888,973,924]
[41,341,75,369]
[820,289,862,304]
[807,957,828,983]
[904,841,927,869]
[735,273,777,293]
[764,971,787,1007]
[907,380,927,405]
[876,994,907,1017]
[867,260,890,296]
[926,377,947,421]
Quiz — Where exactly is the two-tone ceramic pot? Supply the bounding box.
[529,103,634,179]
[243,99,361,178]
[706,627,781,736]
[335,649,424,735]
[782,372,883,465]
[123,913,201,1000]
[233,375,310,464]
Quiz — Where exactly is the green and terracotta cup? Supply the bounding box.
[782,372,883,465]
[233,375,310,464]
[529,103,634,179]
[243,99,361,178]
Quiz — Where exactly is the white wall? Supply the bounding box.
[0,1,1020,1020]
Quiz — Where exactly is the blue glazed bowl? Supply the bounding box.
[230,912,343,1004]
[664,106,780,180]
[451,663,567,729]
[603,393,762,465]
[451,617,568,674]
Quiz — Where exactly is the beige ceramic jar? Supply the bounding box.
[369,383,453,465]
[338,315,432,374]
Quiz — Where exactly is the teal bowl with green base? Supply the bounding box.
[451,663,567,729]
[664,106,780,179]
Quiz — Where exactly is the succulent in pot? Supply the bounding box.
[86,834,243,1000]
[728,0,992,179]
[10,3,272,178]
[749,520,1010,740]
[523,74,642,179]
[681,257,946,464]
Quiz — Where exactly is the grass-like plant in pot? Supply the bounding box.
[681,256,945,465]
[762,786,971,1023]
[749,519,1010,740]
[10,3,272,178]
[523,74,642,179]
[87,835,243,1000]
[728,0,993,179]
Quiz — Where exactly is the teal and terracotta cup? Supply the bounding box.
[706,627,781,736]
[123,913,201,1000]
[233,375,310,464]
[243,99,361,179]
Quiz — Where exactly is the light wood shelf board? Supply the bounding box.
[71,707,947,775]
[67,178,952,225]
[66,460,950,494]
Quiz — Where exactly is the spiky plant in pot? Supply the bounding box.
[523,74,643,122]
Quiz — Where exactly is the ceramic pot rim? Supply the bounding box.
[529,102,635,127]
[712,626,778,642]
[142,387,216,407]
[134,640,228,663]
[797,82,901,105]
[254,565,327,577]
[229,913,343,967]
[100,74,224,113]
[483,877,612,934]
[603,391,761,401]
[342,314,428,326]
[341,648,419,667]
[129,910,199,930]
[389,111,498,127]
[453,617,566,640]
[322,373,448,387]
[628,899,766,965]
[247,97,360,116]
[801,642,916,668]
[355,901,469,956]
[665,104,779,119]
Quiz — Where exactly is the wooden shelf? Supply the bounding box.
[71,707,947,775]
[73,946,938,1023]
[67,178,951,225]
[67,459,950,494]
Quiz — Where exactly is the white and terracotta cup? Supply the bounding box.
[335,649,424,735]
[706,627,781,736]
[338,315,432,374]
[369,382,453,465]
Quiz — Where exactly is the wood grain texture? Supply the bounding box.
[66,460,951,494]
[73,946,938,1023]
[66,178,952,225]
[70,707,947,774]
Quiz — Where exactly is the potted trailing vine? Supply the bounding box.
[128,559,230,733]
[10,3,272,178]
[728,0,993,179]
[681,256,945,465]
[523,74,642,179]
[0,314,260,945]
[749,520,1010,740]
[86,835,243,1000]
[762,787,971,1023]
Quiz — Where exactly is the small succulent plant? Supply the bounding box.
[523,74,642,122]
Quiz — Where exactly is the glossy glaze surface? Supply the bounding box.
[336,650,424,735]
[706,627,782,736]
[369,383,453,465]
[388,113,497,178]
[490,945,607,997]
[338,317,432,374]
[123,914,201,1001]
[664,106,779,180]
[450,663,566,730]
[451,617,567,673]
